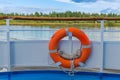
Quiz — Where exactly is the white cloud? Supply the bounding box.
[57,0,120,13]
[54,0,114,13]
[55,0,72,3]
[55,0,120,3]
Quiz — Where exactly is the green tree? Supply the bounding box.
[34,12,39,17]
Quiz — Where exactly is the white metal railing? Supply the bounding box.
[0,19,120,72]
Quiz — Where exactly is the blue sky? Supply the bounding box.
[0,0,120,13]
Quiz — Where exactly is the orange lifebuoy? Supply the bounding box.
[48,27,91,68]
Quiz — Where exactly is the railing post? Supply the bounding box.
[68,32,74,72]
[68,32,73,54]
[6,19,11,71]
[100,20,104,72]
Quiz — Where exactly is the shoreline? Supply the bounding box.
[0,20,119,27]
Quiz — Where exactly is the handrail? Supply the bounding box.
[1,16,120,20]
[0,16,8,20]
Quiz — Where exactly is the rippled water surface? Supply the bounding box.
[0,25,120,41]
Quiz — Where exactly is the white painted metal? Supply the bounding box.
[100,20,104,72]
[0,40,120,70]
[6,19,11,71]
[0,20,120,72]
[82,41,101,68]
[104,42,120,69]
[9,41,100,68]
[0,42,9,67]
[78,62,85,67]
[104,30,120,32]
[10,29,56,31]
[10,40,50,67]
[68,32,73,55]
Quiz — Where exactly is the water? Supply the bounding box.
[0,25,120,41]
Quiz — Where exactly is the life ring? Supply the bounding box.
[48,27,91,68]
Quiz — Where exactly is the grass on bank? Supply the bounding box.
[0,20,120,28]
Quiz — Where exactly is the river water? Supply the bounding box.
[0,25,120,41]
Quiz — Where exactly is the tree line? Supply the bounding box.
[0,11,120,17]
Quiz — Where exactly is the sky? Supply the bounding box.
[0,0,120,13]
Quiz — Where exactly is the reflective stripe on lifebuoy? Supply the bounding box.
[48,27,91,68]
